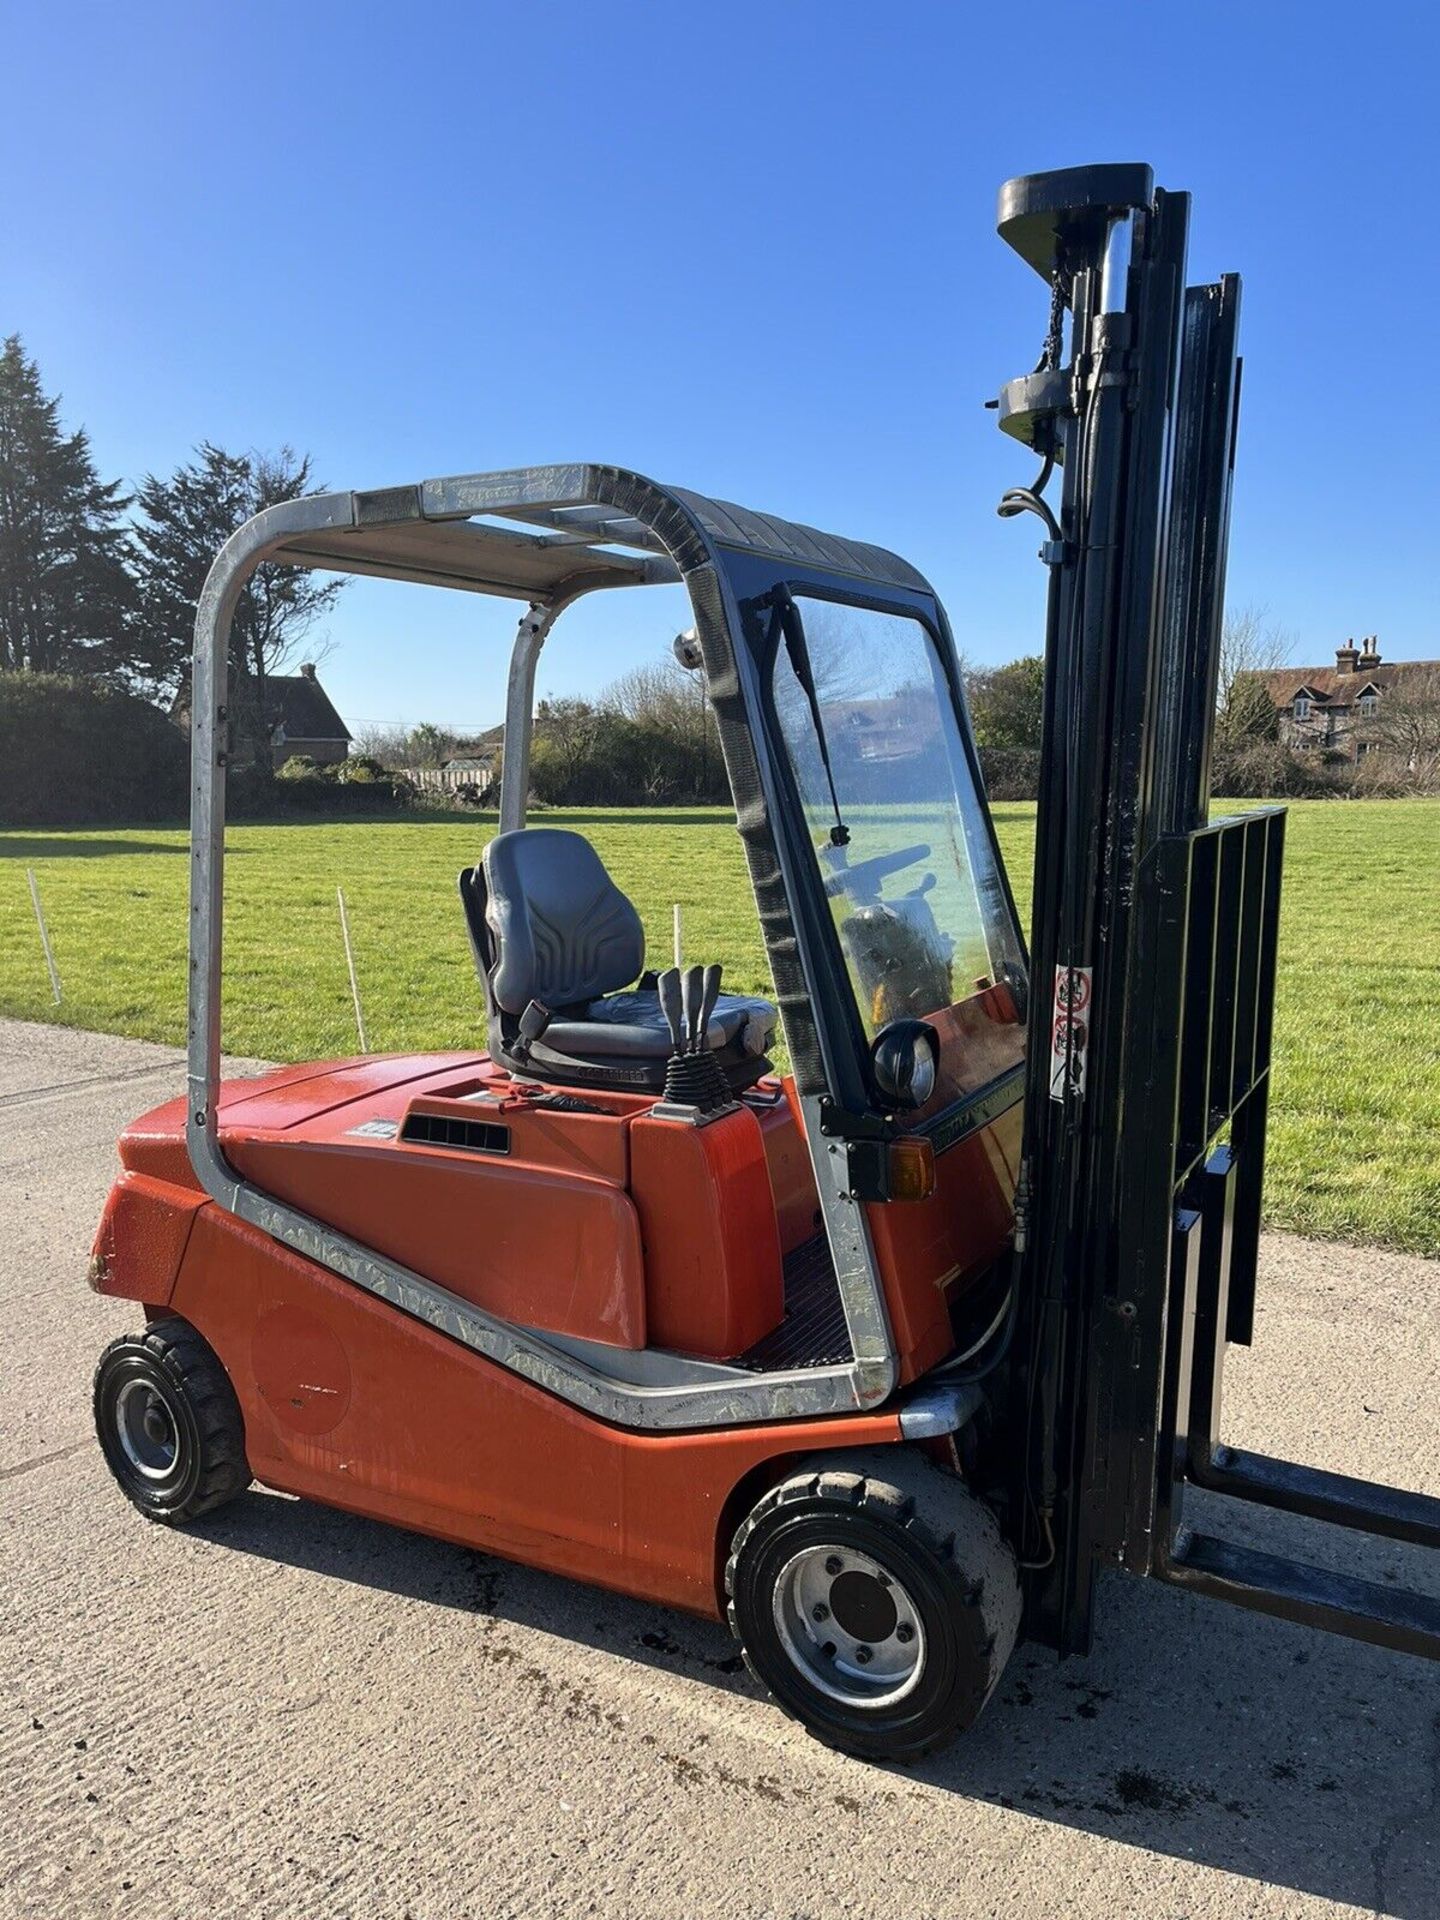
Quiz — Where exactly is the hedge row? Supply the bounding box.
[0,675,420,827]
[0,673,189,826]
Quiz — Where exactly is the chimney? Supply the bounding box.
[1335,638,1359,675]
[299,661,317,680]
[1357,634,1381,670]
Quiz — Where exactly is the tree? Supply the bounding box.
[406,721,455,766]
[1211,605,1294,796]
[0,335,133,677]
[350,722,412,766]
[129,443,344,761]
[965,655,1045,752]
[602,654,721,798]
[531,696,604,800]
[350,721,474,768]
[1217,604,1292,712]
[1214,669,1279,753]
[606,657,702,732]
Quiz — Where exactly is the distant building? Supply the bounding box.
[1251,639,1438,762]
[409,753,497,800]
[171,660,351,771]
[397,738,501,803]
[825,694,942,764]
[267,664,352,768]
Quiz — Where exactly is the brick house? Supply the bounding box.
[1252,638,1438,762]
[267,663,351,768]
[171,660,351,770]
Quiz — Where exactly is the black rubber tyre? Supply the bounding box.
[93,1318,250,1525]
[726,1448,1020,1762]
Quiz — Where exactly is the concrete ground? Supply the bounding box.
[1,1016,1437,1920]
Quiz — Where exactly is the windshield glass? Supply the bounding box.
[772,595,1027,1122]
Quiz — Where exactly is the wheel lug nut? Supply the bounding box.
[896,1623,915,1644]
[812,1603,830,1622]
[824,1555,843,1576]
[855,1645,873,1665]
[877,1573,892,1588]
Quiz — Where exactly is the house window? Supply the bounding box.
[1293,696,1310,720]
[1359,692,1378,716]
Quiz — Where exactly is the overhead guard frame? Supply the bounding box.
[184,463,977,1435]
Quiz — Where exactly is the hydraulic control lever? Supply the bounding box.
[661,962,725,1054]
[658,967,685,1053]
[683,965,704,1053]
[653,963,735,1119]
[698,963,722,1050]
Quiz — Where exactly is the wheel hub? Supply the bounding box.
[772,1544,925,1708]
[828,1569,899,1645]
[114,1378,179,1480]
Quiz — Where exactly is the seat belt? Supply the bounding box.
[511,999,552,1062]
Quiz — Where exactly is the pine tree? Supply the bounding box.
[130,443,344,761]
[0,335,134,676]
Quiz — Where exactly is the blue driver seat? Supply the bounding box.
[459,828,778,1092]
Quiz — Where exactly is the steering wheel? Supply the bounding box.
[822,843,931,900]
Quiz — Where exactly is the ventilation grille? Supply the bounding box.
[400,1112,511,1156]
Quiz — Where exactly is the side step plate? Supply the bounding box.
[1193,1445,1440,1551]
[1161,1528,1440,1661]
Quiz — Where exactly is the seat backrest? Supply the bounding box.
[481,828,645,1014]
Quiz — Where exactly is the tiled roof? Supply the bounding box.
[267,672,351,742]
[1250,661,1435,710]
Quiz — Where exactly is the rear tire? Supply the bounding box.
[726,1448,1019,1761]
[93,1318,250,1524]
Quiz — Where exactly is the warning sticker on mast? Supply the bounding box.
[1049,963,1093,1102]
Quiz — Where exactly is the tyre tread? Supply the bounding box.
[93,1317,250,1524]
[725,1445,1020,1760]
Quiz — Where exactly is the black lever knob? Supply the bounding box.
[682,965,704,1053]
[698,963,722,1049]
[657,968,685,1055]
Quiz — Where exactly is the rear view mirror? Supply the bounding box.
[870,1020,940,1111]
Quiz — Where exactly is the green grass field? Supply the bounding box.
[3,801,1437,1254]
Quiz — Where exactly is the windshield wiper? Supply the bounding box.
[771,595,850,849]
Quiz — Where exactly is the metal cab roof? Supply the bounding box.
[270,462,932,604]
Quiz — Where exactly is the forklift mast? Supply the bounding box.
[995,165,1440,1661]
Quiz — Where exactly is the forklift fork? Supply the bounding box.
[1150,825,1440,1659]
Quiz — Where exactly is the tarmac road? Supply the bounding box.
[1,1016,1437,1920]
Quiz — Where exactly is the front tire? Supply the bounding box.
[93,1318,250,1524]
[726,1449,1019,1761]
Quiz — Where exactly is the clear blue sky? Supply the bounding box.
[7,0,1437,734]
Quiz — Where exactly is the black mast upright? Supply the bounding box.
[991,161,1440,1672]
[992,165,1217,1647]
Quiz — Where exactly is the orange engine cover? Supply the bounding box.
[230,1132,647,1349]
[113,1057,801,1360]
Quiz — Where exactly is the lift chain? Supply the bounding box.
[1036,267,1068,374]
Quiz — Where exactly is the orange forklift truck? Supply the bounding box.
[89,164,1440,1761]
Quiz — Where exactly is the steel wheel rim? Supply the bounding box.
[771,1543,926,1708]
[114,1377,180,1481]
